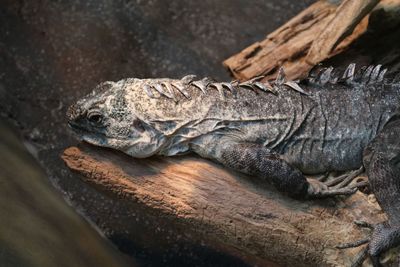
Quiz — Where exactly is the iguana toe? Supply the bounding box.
[324,166,364,188]
[306,178,358,198]
[305,166,369,198]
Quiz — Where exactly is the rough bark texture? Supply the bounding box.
[306,0,379,65]
[62,144,385,267]
[222,0,388,81]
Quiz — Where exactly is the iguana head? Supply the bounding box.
[66,80,167,158]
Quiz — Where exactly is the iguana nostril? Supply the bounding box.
[66,104,81,122]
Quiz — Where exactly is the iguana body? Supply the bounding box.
[67,64,400,266]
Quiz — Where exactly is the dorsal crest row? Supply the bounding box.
[138,64,399,101]
[139,67,309,101]
[306,63,400,87]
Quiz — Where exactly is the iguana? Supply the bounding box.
[66,64,400,266]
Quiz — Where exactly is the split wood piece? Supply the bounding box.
[62,144,386,267]
[223,0,378,81]
[306,0,379,65]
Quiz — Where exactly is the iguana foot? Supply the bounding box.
[306,177,358,198]
[306,167,368,198]
[337,221,400,267]
[325,166,365,188]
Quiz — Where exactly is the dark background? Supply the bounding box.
[0,1,316,266]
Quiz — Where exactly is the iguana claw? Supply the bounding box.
[307,178,358,198]
[306,167,366,198]
[324,166,365,189]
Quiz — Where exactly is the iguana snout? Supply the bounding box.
[67,80,168,158]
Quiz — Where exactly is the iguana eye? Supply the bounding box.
[87,111,103,124]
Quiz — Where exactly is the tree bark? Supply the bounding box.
[306,0,379,65]
[62,144,385,267]
[222,0,381,81]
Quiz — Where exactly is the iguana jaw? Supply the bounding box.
[68,121,167,158]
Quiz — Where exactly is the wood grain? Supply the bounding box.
[306,0,379,65]
[223,0,381,81]
[62,144,385,266]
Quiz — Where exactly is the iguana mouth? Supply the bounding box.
[68,121,106,138]
[67,121,90,133]
[68,121,135,141]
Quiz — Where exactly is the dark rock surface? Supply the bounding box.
[0,120,132,267]
[0,1,315,266]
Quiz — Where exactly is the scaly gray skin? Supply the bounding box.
[67,64,400,266]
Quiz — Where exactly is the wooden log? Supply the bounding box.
[62,144,386,267]
[222,0,383,81]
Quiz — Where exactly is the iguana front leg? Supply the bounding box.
[362,116,400,266]
[339,116,400,266]
[192,140,357,199]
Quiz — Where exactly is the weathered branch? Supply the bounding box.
[62,144,385,267]
[223,0,384,81]
[306,0,379,65]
